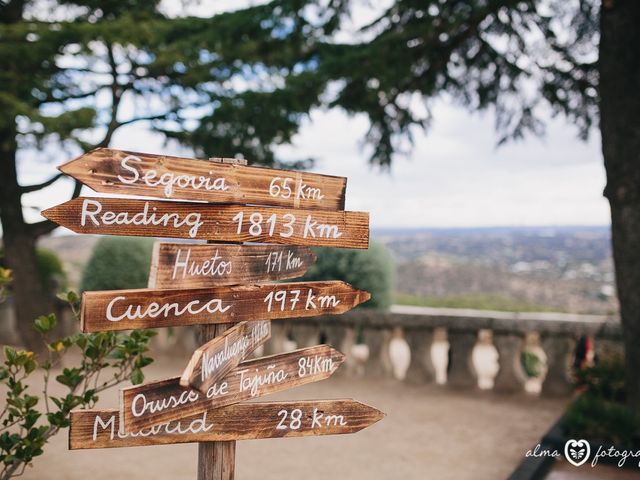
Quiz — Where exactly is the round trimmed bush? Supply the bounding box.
[81,237,154,292]
[302,241,395,310]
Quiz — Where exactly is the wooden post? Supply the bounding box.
[197,323,236,480]
[197,156,247,480]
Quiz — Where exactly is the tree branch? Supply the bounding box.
[94,41,124,149]
[19,173,64,194]
[28,179,82,238]
[41,86,107,104]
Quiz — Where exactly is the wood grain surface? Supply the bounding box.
[148,243,316,289]
[180,320,271,392]
[69,399,385,449]
[42,197,369,249]
[120,345,345,432]
[80,281,370,332]
[59,148,347,210]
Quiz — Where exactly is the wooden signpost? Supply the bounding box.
[46,149,384,480]
[59,148,347,210]
[148,243,316,288]
[180,320,271,392]
[42,197,369,248]
[80,281,370,332]
[120,345,345,431]
[70,399,384,449]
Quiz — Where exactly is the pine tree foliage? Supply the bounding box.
[2,0,599,170]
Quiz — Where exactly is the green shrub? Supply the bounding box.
[562,355,640,447]
[303,241,395,310]
[81,237,154,292]
[562,393,640,448]
[0,248,66,292]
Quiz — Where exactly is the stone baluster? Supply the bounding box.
[263,322,287,355]
[493,333,524,393]
[340,327,361,376]
[472,329,499,390]
[289,323,319,349]
[389,327,411,380]
[447,330,477,388]
[363,328,393,377]
[541,336,575,396]
[322,323,352,376]
[323,322,349,350]
[431,327,449,384]
[404,327,434,383]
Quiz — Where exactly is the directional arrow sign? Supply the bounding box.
[148,243,316,289]
[180,320,271,392]
[70,399,384,449]
[42,197,369,249]
[80,281,370,332]
[59,148,347,210]
[120,345,345,432]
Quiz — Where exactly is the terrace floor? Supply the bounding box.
[15,352,578,480]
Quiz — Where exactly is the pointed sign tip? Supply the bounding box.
[357,289,372,306]
[40,206,54,221]
[359,401,386,424]
[332,347,346,361]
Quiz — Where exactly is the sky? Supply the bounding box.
[17,0,611,231]
[20,101,609,230]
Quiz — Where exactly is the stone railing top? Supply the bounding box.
[297,305,622,338]
[389,305,614,323]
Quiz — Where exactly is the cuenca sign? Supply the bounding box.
[180,320,271,392]
[70,399,384,449]
[119,345,345,431]
[148,243,316,288]
[42,197,369,249]
[79,281,370,332]
[59,148,347,210]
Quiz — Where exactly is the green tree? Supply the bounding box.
[0,0,316,351]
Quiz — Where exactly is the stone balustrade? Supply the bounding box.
[259,305,623,396]
[0,297,623,396]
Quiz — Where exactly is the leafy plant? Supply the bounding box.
[573,354,626,402]
[0,289,156,479]
[562,355,640,448]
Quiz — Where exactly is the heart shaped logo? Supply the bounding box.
[564,439,591,467]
